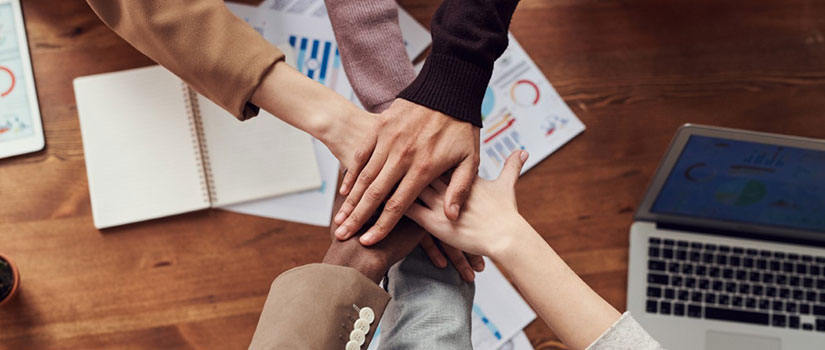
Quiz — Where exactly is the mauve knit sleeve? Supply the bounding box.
[324,0,417,113]
[398,0,521,127]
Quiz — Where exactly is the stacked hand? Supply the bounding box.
[322,190,425,283]
[406,151,530,258]
[252,62,485,281]
[321,98,483,281]
[332,99,480,246]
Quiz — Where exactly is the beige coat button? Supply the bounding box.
[345,340,360,350]
[354,318,370,333]
[349,329,366,345]
[359,307,375,324]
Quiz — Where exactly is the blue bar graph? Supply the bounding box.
[473,304,502,340]
[288,35,342,89]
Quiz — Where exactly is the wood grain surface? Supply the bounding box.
[1,0,824,348]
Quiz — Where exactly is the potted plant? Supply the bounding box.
[0,253,20,307]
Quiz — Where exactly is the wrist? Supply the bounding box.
[251,61,353,141]
[322,244,387,284]
[487,214,539,262]
[313,98,360,145]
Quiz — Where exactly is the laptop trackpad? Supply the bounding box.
[706,330,780,350]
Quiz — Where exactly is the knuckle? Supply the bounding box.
[415,160,434,175]
[358,171,374,183]
[353,148,369,164]
[397,145,415,162]
[386,129,403,142]
[455,185,471,198]
[365,188,384,202]
[343,197,358,208]
[347,212,363,225]
[383,198,405,214]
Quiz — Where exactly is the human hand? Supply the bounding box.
[332,99,480,246]
[406,151,530,258]
[322,189,425,283]
[317,107,379,185]
[420,235,485,282]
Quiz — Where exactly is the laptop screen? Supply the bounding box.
[651,135,825,233]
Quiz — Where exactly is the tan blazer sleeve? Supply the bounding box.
[85,0,284,120]
[250,264,390,350]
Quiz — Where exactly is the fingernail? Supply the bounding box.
[438,257,448,268]
[334,225,348,239]
[462,267,475,282]
[359,233,373,245]
[472,260,485,272]
[339,182,348,195]
[450,204,460,216]
[334,211,346,225]
[520,150,529,162]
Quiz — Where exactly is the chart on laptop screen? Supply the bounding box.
[651,135,825,232]
[0,3,33,142]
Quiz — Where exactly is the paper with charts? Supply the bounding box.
[477,34,585,180]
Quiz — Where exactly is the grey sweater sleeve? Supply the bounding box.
[586,312,665,350]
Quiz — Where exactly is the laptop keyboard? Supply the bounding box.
[645,236,825,332]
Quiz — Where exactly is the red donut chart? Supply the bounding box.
[1,65,16,97]
[509,79,539,106]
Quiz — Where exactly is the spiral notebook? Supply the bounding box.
[74,65,321,229]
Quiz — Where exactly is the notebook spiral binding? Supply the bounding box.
[182,85,217,204]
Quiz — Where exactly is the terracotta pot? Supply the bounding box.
[0,253,20,307]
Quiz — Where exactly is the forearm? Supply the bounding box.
[325,0,416,113]
[86,0,283,119]
[398,0,521,126]
[492,219,621,350]
[250,61,360,142]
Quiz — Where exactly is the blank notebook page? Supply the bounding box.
[196,95,321,206]
[75,66,208,229]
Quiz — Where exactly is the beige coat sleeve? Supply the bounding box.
[84,0,284,120]
[249,264,390,349]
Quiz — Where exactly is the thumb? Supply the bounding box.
[497,150,528,187]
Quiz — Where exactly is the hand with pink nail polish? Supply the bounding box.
[332,99,480,246]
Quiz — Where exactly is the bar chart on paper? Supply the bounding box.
[287,35,352,98]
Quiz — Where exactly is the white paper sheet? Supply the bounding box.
[367,257,536,350]
[472,257,537,349]
[500,331,534,350]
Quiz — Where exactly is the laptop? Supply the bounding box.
[627,124,825,349]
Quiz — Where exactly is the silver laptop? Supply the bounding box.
[627,124,825,349]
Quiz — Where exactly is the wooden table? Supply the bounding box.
[2,0,824,348]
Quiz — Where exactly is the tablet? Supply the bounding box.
[0,0,44,159]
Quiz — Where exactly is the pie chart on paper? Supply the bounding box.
[0,65,14,97]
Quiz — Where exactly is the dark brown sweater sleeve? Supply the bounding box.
[398,0,521,127]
